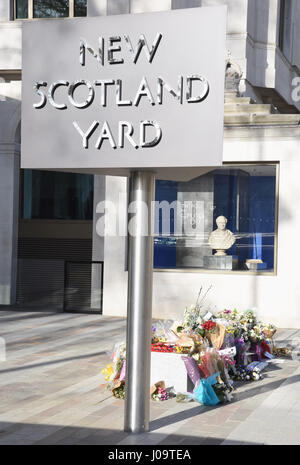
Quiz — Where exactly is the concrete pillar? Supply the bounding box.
[172,0,202,8]
[0,100,21,306]
[0,143,20,305]
[130,0,202,14]
[0,1,11,21]
[108,0,130,15]
[102,176,128,316]
[87,0,107,17]
[130,0,172,13]
[91,175,106,310]
[88,0,130,16]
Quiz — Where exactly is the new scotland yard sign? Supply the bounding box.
[21,6,226,180]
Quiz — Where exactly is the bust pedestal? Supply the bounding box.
[204,255,238,271]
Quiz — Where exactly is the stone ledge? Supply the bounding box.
[224,103,278,115]
[225,96,255,105]
[224,113,300,126]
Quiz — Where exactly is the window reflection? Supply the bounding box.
[33,0,69,18]
[74,0,87,17]
[15,0,87,19]
[279,0,292,59]
[16,0,28,19]
[23,170,94,220]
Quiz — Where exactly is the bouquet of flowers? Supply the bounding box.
[248,326,265,344]
[241,309,257,327]
[230,360,266,382]
[239,310,258,339]
[217,309,239,321]
[182,286,213,331]
[112,381,125,399]
[213,382,234,403]
[216,309,276,348]
[151,381,169,402]
[202,321,217,334]
[101,298,279,405]
[152,325,159,343]
[182,305,204,331]
[273,346,292,357]
[262,323,277,339]
[101,342,126,390]
[152,387,169,402]
[231,366,253,382]
[176,393,194,403]
[151,342,176,353]
[216,310,242,339]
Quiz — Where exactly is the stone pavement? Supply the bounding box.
[0,310,299,445]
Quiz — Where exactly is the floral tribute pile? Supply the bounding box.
[101,287,282,406]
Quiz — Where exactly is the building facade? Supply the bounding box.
[0,0,300,327]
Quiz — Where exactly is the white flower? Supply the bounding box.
[225,392,234,402]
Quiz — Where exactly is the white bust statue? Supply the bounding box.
[209,216,236,256]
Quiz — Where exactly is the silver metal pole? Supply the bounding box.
[124,171,155,434]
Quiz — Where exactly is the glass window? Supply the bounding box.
[15,1,87,19]
[22,170,94,220]
[33,0,69,18]
[278,0,292,60]
[74,0,87,17]
[16,0,28,19]
[154,165,277,273]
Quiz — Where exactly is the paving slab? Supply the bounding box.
[0,310,299,445]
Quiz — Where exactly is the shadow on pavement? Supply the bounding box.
[0,351,107,374]
[0,421,261,445]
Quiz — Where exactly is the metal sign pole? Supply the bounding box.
[124,171,155,434]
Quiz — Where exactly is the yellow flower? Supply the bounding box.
[101,364,114,382]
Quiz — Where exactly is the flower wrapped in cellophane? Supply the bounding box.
[101,341,126,391]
